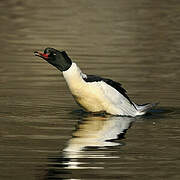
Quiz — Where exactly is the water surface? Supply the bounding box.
[0,0,180,179]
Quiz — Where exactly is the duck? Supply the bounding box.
[34,47,157,117]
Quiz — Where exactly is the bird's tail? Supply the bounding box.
[134,102,159,115]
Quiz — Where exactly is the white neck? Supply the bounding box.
[63,63,85,90]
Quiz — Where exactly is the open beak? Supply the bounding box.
[34,51,49,60]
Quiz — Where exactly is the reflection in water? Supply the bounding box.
[43,115,135,179]
[62,114,135,169]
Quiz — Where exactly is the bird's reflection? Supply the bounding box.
[39,114,136,179]
[62,114,135,169]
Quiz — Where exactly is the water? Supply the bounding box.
[0,0,180,179]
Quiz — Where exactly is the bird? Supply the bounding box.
[34,47,157,117]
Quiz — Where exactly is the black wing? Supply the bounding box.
[83,75,135,107]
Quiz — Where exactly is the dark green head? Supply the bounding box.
[34,47,72,71]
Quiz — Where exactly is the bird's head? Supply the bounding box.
[34,47,72,71]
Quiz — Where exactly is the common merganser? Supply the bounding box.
[34,47,157,117]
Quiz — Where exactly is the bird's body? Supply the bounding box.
[34,48,157,117]
[63,63,141,116]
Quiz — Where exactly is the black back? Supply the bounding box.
[83,75,136,108]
